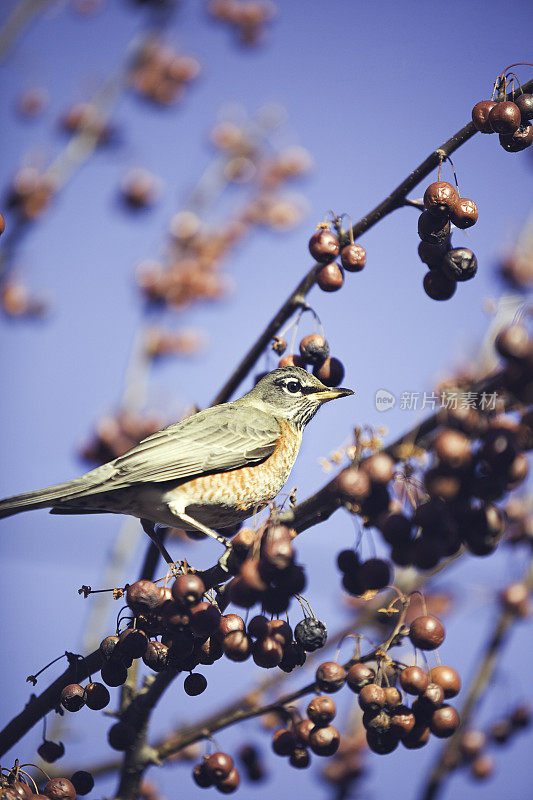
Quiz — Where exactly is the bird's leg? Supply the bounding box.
[167,503,231,549]
[141,518,179,575]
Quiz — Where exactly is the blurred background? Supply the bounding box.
[0,1,532,799]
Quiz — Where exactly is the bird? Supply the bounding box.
[0,366,353,554]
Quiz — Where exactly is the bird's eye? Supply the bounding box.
[285,380,301,393]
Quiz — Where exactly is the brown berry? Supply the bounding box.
[184,672,207,695]
[331,467,370,503]
[362,452,395,484]
[205,751,234,782]
[423,181,458,218]
[429,665,461,698]
[346,662,375,693]
[500,123,533,152]
[423,270,456,301]
[459,729,486,759]
[172,573,205,606]
[315,661,346,693]
[472,100,497,133]
[189,601,221,636]
[400,666,429,695]
[60,683,85,712]
[359,683,386,712]
[340,243,366,272]
[470,754,494,780]
[289,746,310,768]
[384,687,402,708]
[278,354,306,368]
[409,615,445,650]
[217,767,240,793]
[0,213,5,235]
[142,641,169,672]
[308,229,340,263]
[43,779,76,800]
[500,582,531,617]
[316,262,344,292]
[433,429,472,468]
[516,93,533,121]
[83,681,110,710]
[450,197,478,229]
[307,696,336,727]
[222,631,252,662]
[217,613,246,639]
[252,636,283,668]
[390,705,416,738]
[495,324,532,362]
[126,579,162,613]
[430,704,460,738]
[272,728,297,756]
[313,356,345,386]
[488,101,521,134]
[308,724,340,756]
[299,334,329,366]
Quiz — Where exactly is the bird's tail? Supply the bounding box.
[0,465,113,519]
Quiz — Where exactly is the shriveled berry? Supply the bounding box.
[42,779,76,800]
[299,334,329,366]
[340,243,366,272]
[390,705,416,738]
[472,100,497,133]
[423,270,456,301]
[100,635,120,659]
[309,229,340,263]
[316,661,346,692]
[70,772,94,796]
[316,262,344,292]
[61,683,85,712]
[409,615,445,650]
[488,101,521,134]
[400,666,429,695]
[450,198,478,229]
[126,579,162,613]
[83,681,110,710]
[423,181,458,218]
[430,704,460,738]
[429,665,461,698]
[442,248,478,282]
[499,123,533,152]
[184,672,207,695]
[516,93,533,121]
[307,696,336,726]
[294,617,327,652]
[289,746,310,768]
[359,683,386,712]
[346,662,375,693]
[172,573,205,606]
[308,724,340,756]
[143,641,169,672]
[418,211,451,245]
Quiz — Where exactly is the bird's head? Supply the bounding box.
[243,366,354,429]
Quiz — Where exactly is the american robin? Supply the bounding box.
[0,366,353,554]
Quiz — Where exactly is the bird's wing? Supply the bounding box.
[101,403,281,489]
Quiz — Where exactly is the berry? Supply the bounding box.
[299,334,329,366]
[418,212,451,246]
[307,696,336,726]
[340,243,366,272]
[101,660,128,687]
[269,618,293,647]
[100,635,120,659]
[184,672,207,695]
[126,579,162,613]
[70,772,94,796]
[472,100,497,133]
[516,93,533,121]
[346,662,375,693]
[217,613,246,639]
[252,636,283,668]
[384,687,402,708]
[500,582,531,617]
[108,721,136,750]
[143,641,169,672]
[336,548,359,573]
[118,627,149,659]
[332,468,370,502]
[402,721,430,749]
[205,752,234,782]
[360,557,391,590]
[409,615,445,650]
[366,728,399,754]
[217,767,240,793]
[294,617,327,651]
[390,706,416,738]
[459,729,486,759]
[316,262,344,292]
[442,247,477,282]
[313,356,345,386]
[83,681,110,710]
[430,704,460,738]
[189,601,221,636]
[222,631,252,661]
[429,665,461,698]
[0,213,5,235]
[358,683,386,712]
[495,324,532,362]
[272,728,297,756]
[278,354,306,368]
[499,123,533,152]
[415,682,445,713]
[418,241,445,269]
[433,429,471,468]
[289,746,310,768]
[423,269,456,301]
[42,779,76,800]
[450,197,478,229]
[488,101,521,134]
[400,666,429,695]
[60,683,85,712]
[308,229,340,263]
[37,740,65,762]
[362,452,395,484]
[423,181,458,218]
[193,762,213,788]
[470,754,494,780]
[172,573,205,606]
[315,661,346,692]
[308,724,340,756]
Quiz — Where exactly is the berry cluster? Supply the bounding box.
[272,694,340,769]
[193,751,240,794]
[60,102,113,144]
[129,41,201,107]
[417,180,479,301]
[60,680,110,713]
[308,225,367,294]
[0,770,94,800]
[208,0,276,46]
[275,333,345,387]
[472,92,533,151]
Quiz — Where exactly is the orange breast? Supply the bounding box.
[178,420,302,512]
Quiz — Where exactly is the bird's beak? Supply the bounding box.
[312,387,355,403]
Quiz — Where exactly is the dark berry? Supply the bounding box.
[409,615,445,650]
[307,696,336,726]
[278,354,307,368]
[205,751,234,781]
[366,728,399,754]
[316,262,344,292]
[118,627,148,659]
[430,704,460,738]
[217,767,240,793]
[418,211,451,246]
[499,123,533,152]
[222,631,252,662]
[423,270,456,301]
[42,779,76,800]
[189,601,221,636]
[272,728,297,756]
[336,548,359,573]
[313,356,345,386]
[488,101,521,134]
[360,558,391,590]
[100,635,120,659]
[126,579,162,613]
[143,641,169,672]
[442,248,478,282]
[299,334,329,366]
[252,636,283,668]
[172,573,205,606]
[346,662,375,693]
[315,661,346,692]
[70,772,94,796]
[289,746,310,768]
[101,660,128,687]
[308,229,340,263]
[37,740,65,763]
[184,672,207,695]
[429,665,461,698]
[308,724,340,756]
[193,762,213,788]
[83,681,110,710]
[108,721,136,751]
[60,683,85,712]
[294,617,327,651]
